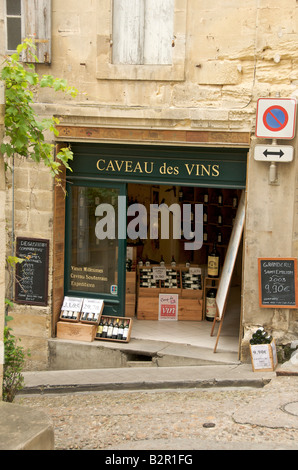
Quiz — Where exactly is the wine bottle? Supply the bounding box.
[122,320,129,340]
[217,210,222,226]
[218,191,223,206]
[171,255,176,267]
[67,310,74,319]
[112,319,119,339]
[203,190,209,204]
[71,310,78,320]
[160,255,165,267]
[203,207,208,224]
[117,319,124,340]
[61,310,68,319]
[207,242,220,278]
[81,310,89,321]
[107,318,114,338]
[102,318,109,338]
[205,281,217,322]
[97,318,104,337]
[87,311,94,322]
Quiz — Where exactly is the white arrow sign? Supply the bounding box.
[254,145,294,162]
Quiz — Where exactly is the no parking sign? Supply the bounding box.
[256,98,296,139]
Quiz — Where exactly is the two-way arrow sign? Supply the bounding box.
[254,145,294,162]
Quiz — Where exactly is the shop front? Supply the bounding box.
[55,142,248,348]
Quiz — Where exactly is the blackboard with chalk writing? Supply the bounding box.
[258,258,298,308]
[15,238,49,306]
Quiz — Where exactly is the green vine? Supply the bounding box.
[2,316,30,402]
[0,38,77,177]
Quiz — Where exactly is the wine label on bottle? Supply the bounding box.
[208,257,219,276]
[206,297,217,319]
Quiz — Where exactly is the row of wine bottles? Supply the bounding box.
[61,310,101,323]
[96,317,130,341]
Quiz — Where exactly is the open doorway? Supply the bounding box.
[125,183,243,349]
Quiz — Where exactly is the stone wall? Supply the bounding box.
[1,0,298,368]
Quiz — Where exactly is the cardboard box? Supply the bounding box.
[250,340,278,372]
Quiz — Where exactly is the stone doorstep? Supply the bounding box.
[0,402,54,451]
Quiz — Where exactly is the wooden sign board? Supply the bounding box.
[258,258,298,308]
[15,237,49,306]
[212,190,246,352]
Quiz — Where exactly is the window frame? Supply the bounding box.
[96,0,187,81]
[5,0,23,53]
[64,179,127,317]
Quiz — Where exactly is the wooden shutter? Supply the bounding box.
[22,0,51,63]
[112,0,174,65]
[144,0,174,65]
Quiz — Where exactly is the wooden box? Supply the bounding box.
[137,297,159,320]
[179,299,203,321]
[125,293,136,317]
[95,316,133,343]
[57,321,97,342]
[250,340,278,372]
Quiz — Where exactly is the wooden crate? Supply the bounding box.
[125,293,136,316]
[95,316,133,343]
[126,271,137,294]
[137,297,159,320]
[57,321,97,342]
[250,340,278,372]
[179,299,203,321]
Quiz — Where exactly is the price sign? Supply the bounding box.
[62,296,83,312]
[258,258,298,308]
[82,298,104,315]
[153,267,167,281]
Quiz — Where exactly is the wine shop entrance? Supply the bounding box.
[126,183,243,351]
[65,143,247,354]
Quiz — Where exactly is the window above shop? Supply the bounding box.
[96,0,187,81]
[112,0,174,66]
[5,0,52,64]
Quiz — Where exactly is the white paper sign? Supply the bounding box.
[82,298,104,314]
[153,267,167,281]
[189,267,202,275]
[62,296,83,312]
[251,344,272,369]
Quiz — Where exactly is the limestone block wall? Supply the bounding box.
[5,155,54,370]
[1,0,298,368]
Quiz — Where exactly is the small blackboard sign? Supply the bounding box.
[15,237,49,306]
[258,258,298,308]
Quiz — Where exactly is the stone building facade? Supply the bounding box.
[1,0,298,370]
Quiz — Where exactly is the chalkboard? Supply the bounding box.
[15,237,49,306]
[258,258,298,308]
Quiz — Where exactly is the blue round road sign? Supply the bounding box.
[263,105,289,132]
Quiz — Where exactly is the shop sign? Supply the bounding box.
[68,144,247,188]
[159,293,178,321]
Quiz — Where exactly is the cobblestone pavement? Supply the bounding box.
[15,376,298,450]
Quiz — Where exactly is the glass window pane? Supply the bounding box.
[7,17,21,50]
[69,186,119,295]
[7,0,21,16]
